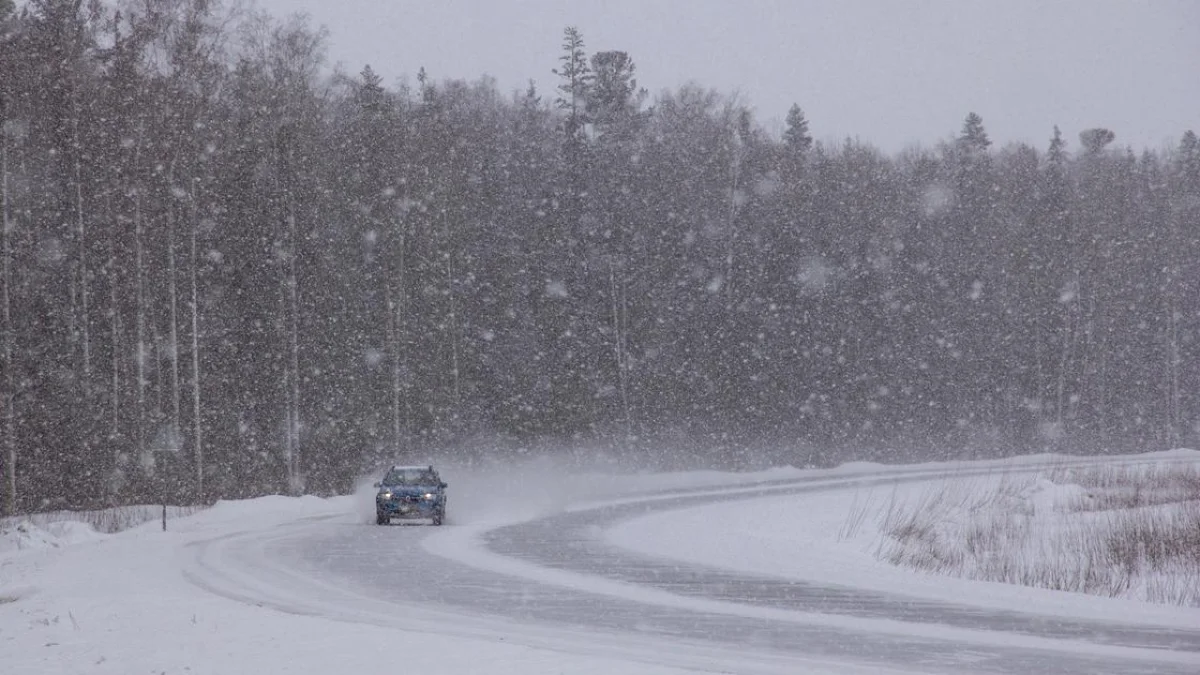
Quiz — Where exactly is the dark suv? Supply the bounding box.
[374,465,448,526]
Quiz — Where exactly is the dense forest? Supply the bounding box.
[1,0,1197,513]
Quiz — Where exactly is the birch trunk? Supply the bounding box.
[1168,299,1180,447]
[71,95,90,378]
[1166,206,1181,447]
[445,254,461,410]
[1,111,15,516]
[1055,276,1080,433]
[168,206,181,447]
[189,182,203,496]
[724,141,741,307]
[609,260,632,439]
[278,271,292,488]
[1054,308,1070,430]
[134,178,147,469]
[388,234,403,450]
[391,233,411,449]
[153,325,165,424]
[285,187,302,494]
[107,194,120,494]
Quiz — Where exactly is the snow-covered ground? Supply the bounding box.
[607,449,1200,626]
[3,452,1198,675]
[1,493,724,675]
[0,463,832,675]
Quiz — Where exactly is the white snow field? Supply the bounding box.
[607,449,1200,622]
[3,453,1199,675]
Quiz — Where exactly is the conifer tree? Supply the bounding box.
[783,104,813,155]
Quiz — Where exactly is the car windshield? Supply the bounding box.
[384,469,436,486]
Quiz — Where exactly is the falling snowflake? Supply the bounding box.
[35,238,66,266]
[1059,281,1078,303]
[794,257,834,294]
[364,348,385,367]
[921,184,954,216]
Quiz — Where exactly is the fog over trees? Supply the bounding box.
[2,0,1198,512]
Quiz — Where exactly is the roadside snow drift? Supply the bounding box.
[606,452,1200,626]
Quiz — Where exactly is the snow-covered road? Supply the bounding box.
[180,457,1200,675]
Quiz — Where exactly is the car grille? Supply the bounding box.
[382,491,436,505]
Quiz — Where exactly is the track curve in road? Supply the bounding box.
[187,466,1200,675]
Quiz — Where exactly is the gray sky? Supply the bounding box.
[254,0,1198,154]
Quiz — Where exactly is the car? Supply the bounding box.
[374,465,448,526]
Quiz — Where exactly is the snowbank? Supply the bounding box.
[606,456,1200,627]
[0,520,104,555]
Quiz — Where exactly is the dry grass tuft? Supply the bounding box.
[1046,464,1200,511]
[864,462,1200,606]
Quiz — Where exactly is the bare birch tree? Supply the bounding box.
[189,185,203,495]
[1,92,16,515]
[132,133,149,469]
[392,186,412,451]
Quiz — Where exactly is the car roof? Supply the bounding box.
[389,465,435,471]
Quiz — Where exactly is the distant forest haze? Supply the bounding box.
[1,0,1197,514]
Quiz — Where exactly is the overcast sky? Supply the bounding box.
[254,0,1198,154]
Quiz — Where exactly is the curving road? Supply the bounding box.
[186,467,1200,675]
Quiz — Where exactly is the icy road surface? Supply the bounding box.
[187,458,1200,675]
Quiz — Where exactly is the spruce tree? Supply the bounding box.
[783,104,813,154]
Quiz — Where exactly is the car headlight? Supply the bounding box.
[422,493,435,500]
[378,491,392,500]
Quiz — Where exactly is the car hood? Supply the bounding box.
[378,485,440,496]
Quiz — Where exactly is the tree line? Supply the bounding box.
[1,1,1197,513]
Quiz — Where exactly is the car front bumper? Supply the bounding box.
[377,497,443,519]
